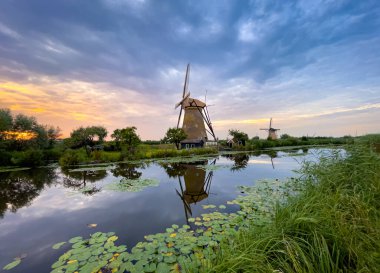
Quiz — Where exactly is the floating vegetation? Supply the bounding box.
[52,242,66,250]
[105,178,159,192]
[196,164,226,171]
[51,179,302,272]
[155,155,217,164]
[50,232,127,273]
[3,258,21,270]
[69,166,114,172]
[0,167,31,173]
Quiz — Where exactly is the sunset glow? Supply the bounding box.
[0,1,379,139]
[1,130,38,141]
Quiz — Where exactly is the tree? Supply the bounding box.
[280,134,291,139]
[111,127,141,152]
[163,128,187,149]
[13,114,37,131]
[69,126,108,149]
[111,129,122,149]
[228,129,249,145]
[0,109,13,132]
[46,126,62,147]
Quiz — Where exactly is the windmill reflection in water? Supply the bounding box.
[178,160,216,224]
[161,159,216,224]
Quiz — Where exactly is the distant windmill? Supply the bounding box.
[175,64,216,149]
[260,118,280,140]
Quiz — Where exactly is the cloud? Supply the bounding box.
[0,21,21,39]
[0,0,379,139]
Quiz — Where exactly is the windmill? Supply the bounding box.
[175,64,216,149]
[260,118,280,140]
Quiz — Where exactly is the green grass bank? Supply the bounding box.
[197,137,380,273]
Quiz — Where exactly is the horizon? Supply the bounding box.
[1,0,379,140]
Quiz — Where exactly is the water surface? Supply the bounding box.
[0,148,316,272]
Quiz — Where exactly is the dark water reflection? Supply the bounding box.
[0,149,313,272]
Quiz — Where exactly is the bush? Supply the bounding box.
[11,149,44,167]
[0,150,12,166]
[59,149,83,167]
[43,146,65,162]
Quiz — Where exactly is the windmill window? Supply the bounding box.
[191,144,195,148]
[186,144,190,149]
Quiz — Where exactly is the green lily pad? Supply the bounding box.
[69,236,83,243]
[52,241,66,250]
[3,259,21,270]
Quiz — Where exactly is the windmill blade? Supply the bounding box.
[269,118,272,129]
[182,64,190,98]
[177,108,183,129]
[175,92,190,109]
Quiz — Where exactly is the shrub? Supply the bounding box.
[59,150,79,167]
[11,149,44,167]
[0,150,12,166]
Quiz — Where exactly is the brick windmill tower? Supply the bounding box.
[175,64,216,149]
[260,118,280,140]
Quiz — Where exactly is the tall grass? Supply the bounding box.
[196,139,380,272]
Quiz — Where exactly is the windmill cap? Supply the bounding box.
[182,98,206,108]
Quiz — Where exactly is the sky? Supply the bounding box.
[0,0,379,140]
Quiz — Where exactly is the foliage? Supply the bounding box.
[0,149,12,165]
[51,178,294,272]
[12,113,38,131]
[69,126,108,149]
[3,258,21,270]
[105,178,159,192]
[0,109,60,165]
[10,149,44,167]
[50,232,127,273]
[59,149,84,167]
[112,127,141,153]
[162,128,187,149]
[228,129,249,145]
[46,126,62,147]
[197,141,380,273]
[0,108,13,132]
[280,133,291,139]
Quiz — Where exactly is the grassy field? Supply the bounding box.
[195,136,380,273]
[58,145,219,167]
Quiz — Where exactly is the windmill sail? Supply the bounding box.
[174,64,217,147]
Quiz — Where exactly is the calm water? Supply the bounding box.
[0,148,315,272]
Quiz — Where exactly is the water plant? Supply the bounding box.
[196,143,380,273]
[105,178,160,192]
[50,179,300,272]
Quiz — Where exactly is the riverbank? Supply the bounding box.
[58,146,219,168]
[198,137,380,272]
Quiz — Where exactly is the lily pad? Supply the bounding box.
[3,259,21,270]
[52,242,66,250]
[69,166,113,172]
[105,178,159,192]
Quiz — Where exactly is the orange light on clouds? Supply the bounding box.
[1,131,38,140]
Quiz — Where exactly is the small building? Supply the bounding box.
[227,138,245,148]
[180,139,204,149]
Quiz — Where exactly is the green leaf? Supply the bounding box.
[51,259,64,269]
[219,205,227,209]
[69,236,83,243]
[165,228,174,233]
[107,235,118,242]
[3,259,21,270]
[52,242,66,250]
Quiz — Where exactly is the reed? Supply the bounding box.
[195,138,380,273]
